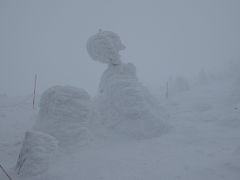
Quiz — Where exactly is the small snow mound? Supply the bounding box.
[15,130,57,178]
[95,63,166,139]
[87,30,125,65]
[34,86,91,149]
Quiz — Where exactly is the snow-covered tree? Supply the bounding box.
[87,29,125,65]
[15,131,57,178]
[87,30,166,139]
[33,86,91,150]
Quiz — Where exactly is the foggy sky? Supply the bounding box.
[1,0,240,96]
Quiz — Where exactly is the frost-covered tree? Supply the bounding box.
[15,131,57,178]
[87,29,125,65]
[87,30,166,139]
[33,86,91,149]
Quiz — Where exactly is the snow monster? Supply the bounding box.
[34,86,91,149]
[87,30,166,139]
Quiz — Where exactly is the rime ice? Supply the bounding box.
[86,30,125,65]
[88,30,166,139]
[15,130,57,179]
[34,86,91,149]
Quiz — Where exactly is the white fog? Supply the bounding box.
[0,0,240,180]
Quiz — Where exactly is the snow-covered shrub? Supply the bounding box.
[95,63,166,139]
[34,86,91,149]
[15,130,57,178]
[86,30,125,65]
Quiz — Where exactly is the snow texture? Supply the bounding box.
[15,130,57,179]
[86,30,125,65]
[33,86,91,150]
[95,63,166,139]
[2,30,240,180]
[1,72,240,180]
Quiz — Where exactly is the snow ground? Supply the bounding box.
[0,79,240,180]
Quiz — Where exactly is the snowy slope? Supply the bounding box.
[0,96,36,167]
[47,79,240,180]
[0,79,240,180]
[0,95,37,180]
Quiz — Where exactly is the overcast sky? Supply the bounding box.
[1,0,240,96]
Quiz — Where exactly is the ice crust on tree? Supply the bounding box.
[15,130,57,179]
[86,30,125,65]
[95,63,166,139]
[87,30,166,139]
[33,86,91,149]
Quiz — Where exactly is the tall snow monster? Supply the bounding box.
[87,30,166,139]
